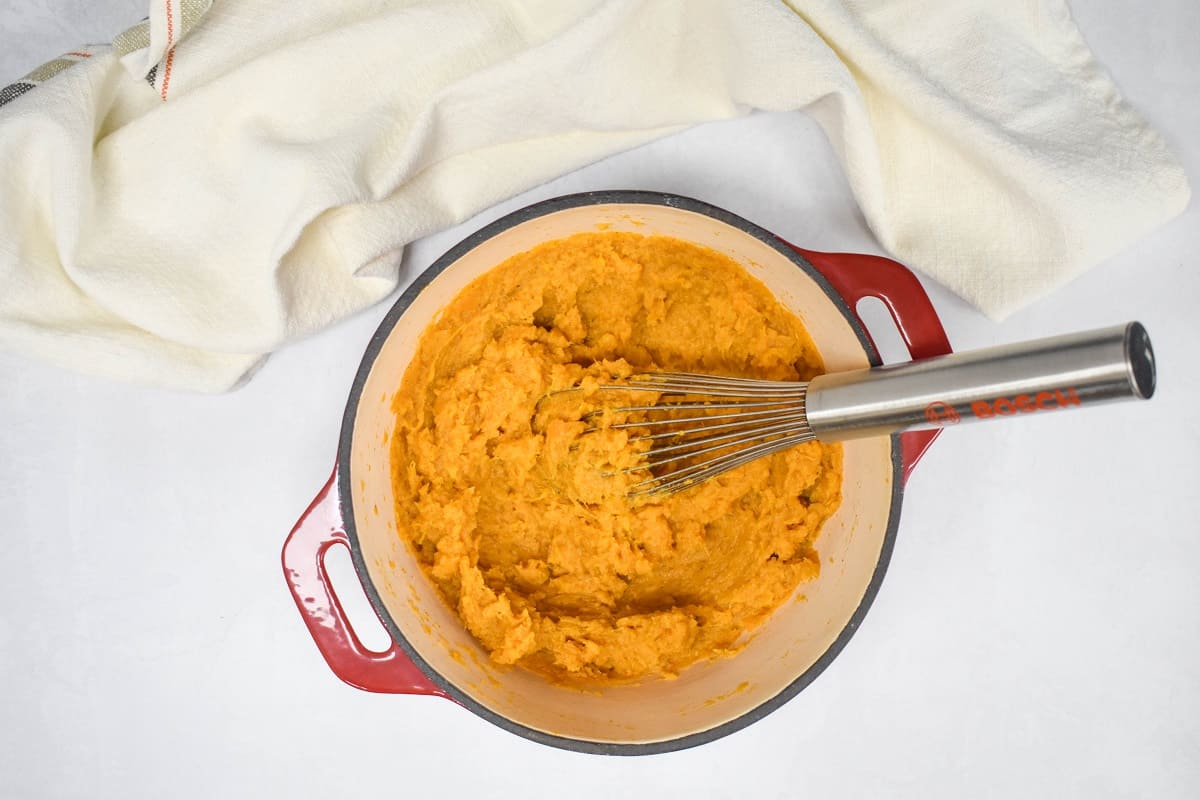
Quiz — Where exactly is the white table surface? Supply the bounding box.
[2,2,1197,798]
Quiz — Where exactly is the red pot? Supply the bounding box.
[282,192,952,754]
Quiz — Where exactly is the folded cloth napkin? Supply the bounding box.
[0,0,1188,392]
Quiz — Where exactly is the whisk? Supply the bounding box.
[586,322,1156,498]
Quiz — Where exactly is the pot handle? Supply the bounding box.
[282,467,444,696]
[783,244,953,483]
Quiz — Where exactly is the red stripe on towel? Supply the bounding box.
[161,0,176,100]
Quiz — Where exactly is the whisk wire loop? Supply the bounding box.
[584,372,812,498]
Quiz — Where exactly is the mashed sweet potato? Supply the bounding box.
[389,232,842,684]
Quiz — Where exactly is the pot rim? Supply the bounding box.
[336,190,905,755]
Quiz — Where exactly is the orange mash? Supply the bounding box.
[389,232,842,684]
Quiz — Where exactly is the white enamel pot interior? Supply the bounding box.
[338,192,903,754]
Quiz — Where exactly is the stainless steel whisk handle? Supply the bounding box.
[805,322,1155,440]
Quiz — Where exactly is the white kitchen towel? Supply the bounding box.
[0,0,1189,392]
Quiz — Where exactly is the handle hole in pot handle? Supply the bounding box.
[854,295,912,366]
[323,543,394,653]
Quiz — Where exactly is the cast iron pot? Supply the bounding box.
[282,191,952,754]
